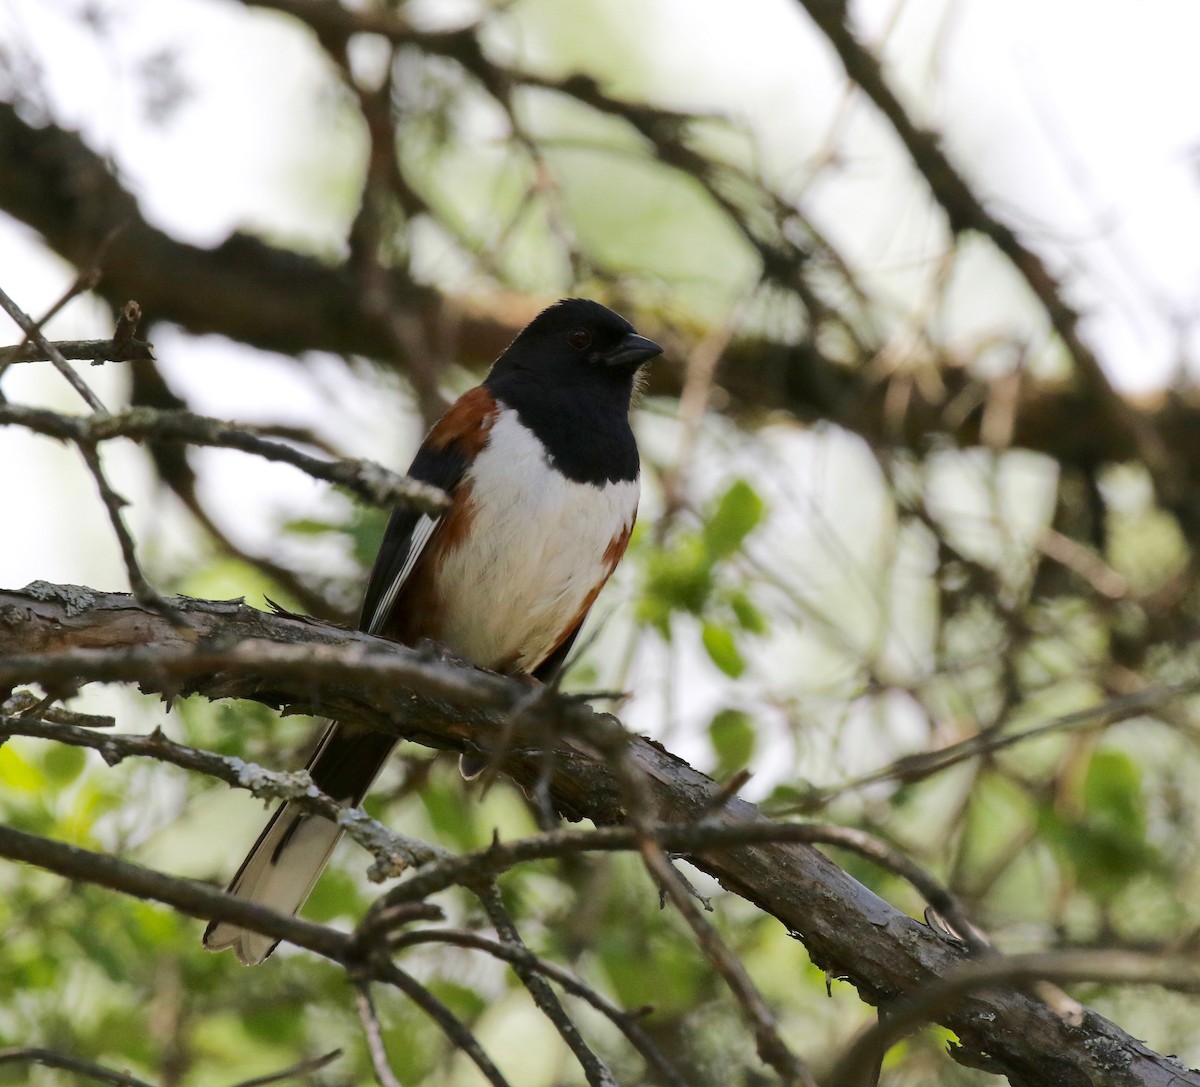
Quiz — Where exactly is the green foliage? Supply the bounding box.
[41,743,87,787]
[1039,747,1161,904]
[639,479,768,682]
[704,480,766,560]
[286,504,390,573]
[701,621,745,677]
[709,708,757,776]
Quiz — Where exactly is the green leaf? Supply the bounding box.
[0,745,43,792]
[42,743,87,786]
[709,709,756,775]
[1038,748,1160,904]
[429,979,487,1022]
[702,622,745,677]
[729,590,768,634]
[303,866,363,923]
[282,517,341,536]
[703,480,765,560]
[346,507,390,568]
[418,776,482,851]
[597,926,708,1014]
[639,537,714,631]
[1083,749,1145,836]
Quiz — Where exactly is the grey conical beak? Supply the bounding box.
[604,332,662,369]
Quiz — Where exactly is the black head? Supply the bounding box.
[483,299,660,485]
[486,298,662,387]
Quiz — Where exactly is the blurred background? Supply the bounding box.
[3,0,1200,1083]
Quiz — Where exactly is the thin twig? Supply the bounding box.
[0,822,510,1086]
[0,1048,153,1087]
[229,1049,343,1087]
[475,883,617,1087]
[640,842,817,1087]
[390,928,691,1087]
[2,688,115,727]
[0,716,444,876]
[0,299,152,366]
[376,818,977,958]
[0,713,983,947]
[355,983,402,1087]
[0,266,101,388]
[791,681,1200,811]
[794,0,1172,486]
[0,283,107,411]
[75,439,174,616]
[0,402,448,512]
[0,336,154,365]
[371,961,514,1087]
[583,724,818,1087]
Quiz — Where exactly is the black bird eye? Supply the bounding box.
[567,328,592,350]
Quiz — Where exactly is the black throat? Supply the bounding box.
[485,371,640,486]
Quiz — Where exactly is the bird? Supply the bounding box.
[203,298,662,964]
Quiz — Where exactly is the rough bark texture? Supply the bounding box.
[0,582,1194,1087]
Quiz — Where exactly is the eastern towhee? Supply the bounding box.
[204,298,661,963]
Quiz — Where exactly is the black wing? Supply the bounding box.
[357,438,470,634]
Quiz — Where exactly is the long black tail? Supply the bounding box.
[202,722,396,964]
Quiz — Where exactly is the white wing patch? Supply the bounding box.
[367,512,440,636]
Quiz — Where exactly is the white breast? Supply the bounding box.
[432,407,638,672]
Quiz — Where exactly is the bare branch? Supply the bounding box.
[0,715,444,876]
[8,98,1199,493]
[793,681,1200,811]
[228,1049,343,1087]
[3,686,114,727]
[0,706,983,957]
[0,1047,154,1087]
[0,819,348,958]
[830,949,1200,1087]
[0,821,509,1086]
[1,584,1196,1085]
[389,928,691,1087]
[594,719,818,1087]
[0,336,154,365]
[475,883,618,1087]
[76,439,174,615]
[793,0,1173,488]
[0,403,449,512]
[641,842,817,1087]
[0,283,107,411]
[0,297,153,366]
[354,984,403,1087]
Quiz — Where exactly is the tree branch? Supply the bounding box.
[0,582,1195,1086]
[475,883,618,1087]
[388,928,691,1087]
[0,713,444,876]
[793,0,1175,490]
[0,820,511,1087]
[0,337,154,365]
[0,295,154,366]
[0,403,449,512]
[0,1048,154,1087]
[353,984,403,1087]
[229,1049,342,1087]
[0,282,107,411]
[6,100,1200,492]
